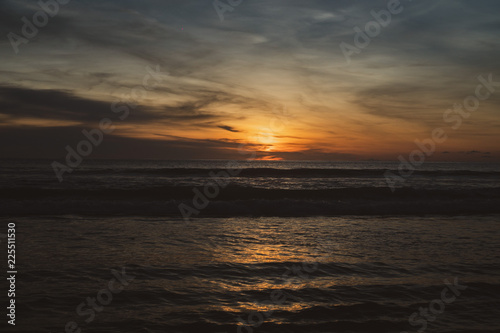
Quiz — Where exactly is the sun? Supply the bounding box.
[255,129,276,146]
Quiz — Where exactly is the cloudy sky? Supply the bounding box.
[1,0,499,161]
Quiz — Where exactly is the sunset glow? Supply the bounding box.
[1,0,499,162]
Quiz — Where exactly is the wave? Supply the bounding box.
[2,185,500,216]
[2,185,500,200]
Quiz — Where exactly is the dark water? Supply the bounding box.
[1,160,500,216]
[1,160,499,332]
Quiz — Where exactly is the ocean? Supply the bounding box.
[1,160,499,332]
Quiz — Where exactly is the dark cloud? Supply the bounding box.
[218,125,240,133]
[0,86,234,126]
[0,125,250,160]
[0,85,194,126]
[0,86,115,123]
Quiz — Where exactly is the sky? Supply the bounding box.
[1,0,499,161]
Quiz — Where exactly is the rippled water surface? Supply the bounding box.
[8,215,500,333]
[2,160,499,332]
